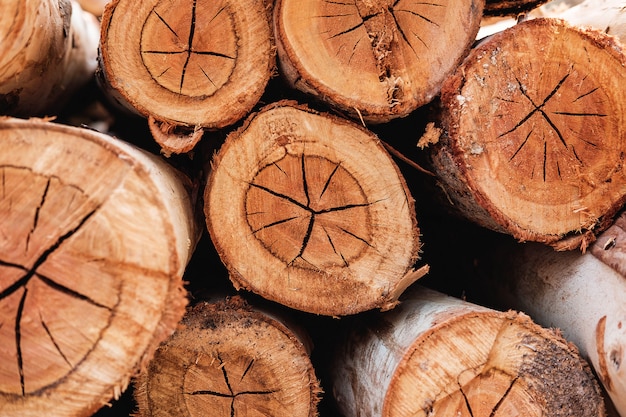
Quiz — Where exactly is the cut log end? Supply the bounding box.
[431,18,626,250]
[387,311,604,416]
[0,117,198,416]
[274,0,485,123]
[205,101,423,316]
[99,0,275,130]
[332,287,606,417]
[134,297,321,417]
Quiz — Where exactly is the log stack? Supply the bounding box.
[0,0,625,416]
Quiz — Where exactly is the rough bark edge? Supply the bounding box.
[483,0,550,16]
[132,296,322,417]
[204,99,425,315]
[431,18,626,251]
[0,117,199,415]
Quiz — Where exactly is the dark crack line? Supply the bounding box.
[251,216,300,234]
[316,201,375,214]
[16,287,27,396]
[339,227,374,248]
[240,359,254,382]
[459,382,475,417]
[153,9,179,40]
[393,8,440,27]
[329,21,365,39]
[301,154,311,207]
[509,130,533,161]
[319,162,341,200]
[553,111,607,117]
[180,0,198,94]
[292,215,316,264]
[27,178,50,251]
[199,65,217,88]
[40,311,72,368]
[38,273,112,310]
[489,377,519,417]
[249,182,309,211]
[390,10,420,56]
[573,86,599,102]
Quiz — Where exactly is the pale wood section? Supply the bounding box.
[99,0,275,153]
[204,101,425,316]
[429,18,626,251]
[273,0,485,124]
[134,296,320,417]
[0,118,200,417]
[331,285,606,417]
[0,0,99,116]
[541,0,626,42]
[483,213,626,415]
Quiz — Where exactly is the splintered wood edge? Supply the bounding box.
[204,101,423,316]
[133,297,321,417]
[0,117,198,416]
[434,18,626,250]
[273,0,485,123]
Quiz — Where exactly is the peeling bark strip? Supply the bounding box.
[481,210,626,416]
[204,101,425,316]
[331,285,606,417]
[99,0,275,153]
[134,297,321,417]
[429,18,626,251]
[483,0,549,16]
[0,0,99,117]
[273,0,485,124]
[0,117,200,417]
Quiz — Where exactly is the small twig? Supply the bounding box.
[381,141,436,176]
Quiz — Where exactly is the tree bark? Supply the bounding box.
[98,0,275,154]
[331,285,607,417]
[479,212,626,416]
[0,117,200,417]
[428,18,626,251]
[0,0,100,117]
[273,0,485,124]
[483,0,550,16]
[134,296,321,417]
[204,101,426,316]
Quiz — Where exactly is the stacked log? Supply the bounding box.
[98,0,275,154]
[134,296,321,417]
[331,285,606,417]
[0,0,100,116]
[0,118,200,416]
[477,211,626,416]
[273,0,485,124]
[204,101,426,316]
[427,17,626,251]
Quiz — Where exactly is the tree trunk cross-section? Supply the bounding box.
[205,101,425,316]
[331,286,607,417]
[273,0,485,124]
[99,0,274,151]
[134,297,321,417]
[0,118,199,417]
[430,18,626,251]
[0,0,99,117]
